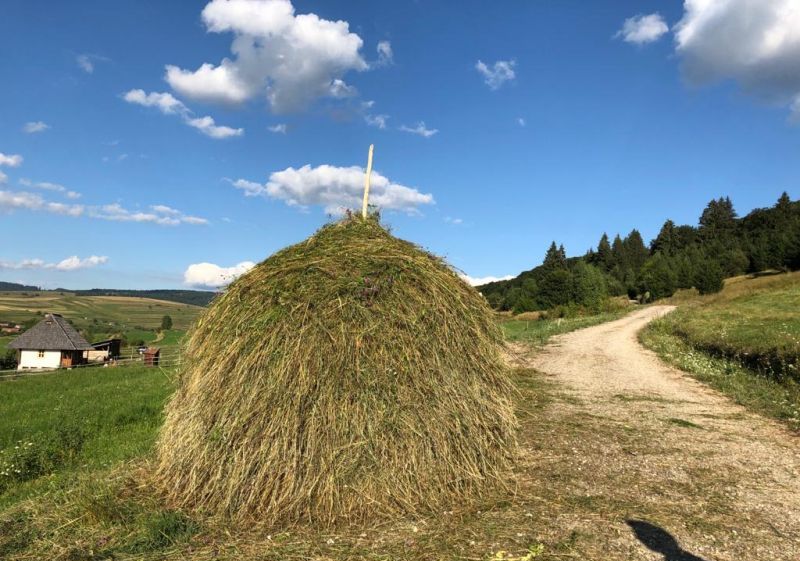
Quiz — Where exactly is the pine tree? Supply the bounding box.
[596,233,612,271]
[623,229,649,273]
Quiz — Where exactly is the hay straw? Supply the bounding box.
[156,214,517,527]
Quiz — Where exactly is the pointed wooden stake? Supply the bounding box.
[361,144,375,219]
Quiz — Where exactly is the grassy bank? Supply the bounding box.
[641,271,800,431]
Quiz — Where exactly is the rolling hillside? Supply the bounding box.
[0,291,203,333]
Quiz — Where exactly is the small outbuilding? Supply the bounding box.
[88,338,122,363]
[7,313,92,371]
[143,347,160,367]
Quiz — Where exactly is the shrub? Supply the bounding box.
[695,260,725,295]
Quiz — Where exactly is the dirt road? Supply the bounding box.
[517,305,800,560]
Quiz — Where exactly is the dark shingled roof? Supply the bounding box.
[8,314,92,351]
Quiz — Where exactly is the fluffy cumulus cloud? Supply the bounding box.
[399,121,438,137]
[23,121,50,134]
[616,13,669,44]
[231,164,434,214]
[475,59,516,90]
[184,261,255,288]
[123,89,243,138]
[165,0,369,113]
[675,0,800,114]
[0,255,108,271]
[0,153,23,167]
[459,274,513,287]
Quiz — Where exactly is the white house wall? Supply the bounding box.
[18,350,61,370]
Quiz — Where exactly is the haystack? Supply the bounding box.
[156,215,517,526]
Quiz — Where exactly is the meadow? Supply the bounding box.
[641,271,800,429]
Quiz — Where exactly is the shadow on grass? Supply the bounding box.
[626,520,708,561]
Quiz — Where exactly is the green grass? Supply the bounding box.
[0,336,12,353]
[641,272,800,431]
[502,309,631,347]
[641,320,800,431]
[0,365,173,508]
[662,275,800,381]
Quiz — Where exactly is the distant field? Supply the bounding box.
[0,292,203,333]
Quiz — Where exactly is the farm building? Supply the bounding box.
[7,313,92,371]
[0,322,22,334]
[87,338,122,363]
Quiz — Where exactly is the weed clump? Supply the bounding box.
[156,215,517,526]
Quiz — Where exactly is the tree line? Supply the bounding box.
[480,192,800,313]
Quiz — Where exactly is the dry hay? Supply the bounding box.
[156,215,517,527]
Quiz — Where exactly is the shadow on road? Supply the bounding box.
[626,520,709,561]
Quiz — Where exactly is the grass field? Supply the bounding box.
[0,291,203,333]
[0,311,625,560]
[0,366,172,510]
[642,271,800,430]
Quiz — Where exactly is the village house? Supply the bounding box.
[8,313,92,371]
[0,322,22,334]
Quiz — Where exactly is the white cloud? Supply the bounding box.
[675,0,800,116]
[0,171,6,184]
[475,59,516,90]
[517,117,526,127]
[399,121,438,138]
[232,164,434,214]
[268,123,287,133]
[0,153,23,167]
[0,255,108,271]
[23,121,50,134]
[90,203,209,226]
[53,255,109,271]
[459,273,513,287]
[186,116,244,138]
[229,178,266,196]
[123,88,243,138]
[124,89,188,115]
[76,53,109,74]
[376,40,393,66]
[19,179,81,199]
[444,216,463,225]
[616,13,669,44]
[184,260,255,288]
[365,113,388,129]
[164,0,368,113]
[0,190,84,217]
[1,188,206,226]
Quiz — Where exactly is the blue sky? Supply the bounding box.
[1,0,799,289]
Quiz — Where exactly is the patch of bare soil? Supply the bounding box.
[517,305,800,560]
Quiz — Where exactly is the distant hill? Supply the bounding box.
[0,281,40,292]
[71,289,216,307]
[0,291,203,333]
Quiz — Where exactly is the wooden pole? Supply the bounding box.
[361,144,374,219]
